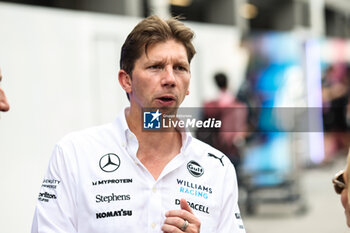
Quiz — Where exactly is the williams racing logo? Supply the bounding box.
[99,153,121,173]
[177,179,212,199]
[187,160,204,177]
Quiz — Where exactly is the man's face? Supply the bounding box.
[0,69,10,112]
[127,39,190,112]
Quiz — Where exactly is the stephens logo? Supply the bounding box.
[99,153,121,173]
[143,110,161,129]
[187,161,204,177]
[96,193,131,203]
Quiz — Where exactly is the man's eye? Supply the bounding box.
[175,66,187,71]
[149,65,162,69]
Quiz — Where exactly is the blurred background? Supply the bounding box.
[0,0,349,232]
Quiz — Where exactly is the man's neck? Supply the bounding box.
[125,107,183,179]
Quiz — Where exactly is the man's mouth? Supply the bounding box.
[158,97,175,102]
[155,95,176,106]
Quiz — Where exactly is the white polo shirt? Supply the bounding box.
[31,109,245,233]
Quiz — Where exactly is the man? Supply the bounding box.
[333,149,350,227]
[0,68,10,112]
[201,73,247,169]
[31,16,245,233]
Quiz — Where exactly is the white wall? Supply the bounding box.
[0,3,242,231]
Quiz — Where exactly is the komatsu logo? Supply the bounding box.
[96,209,132,219]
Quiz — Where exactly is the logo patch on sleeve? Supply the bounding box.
[207,153,224,166]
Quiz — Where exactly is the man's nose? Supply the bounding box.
[0,88,10,112]
[160,67,176,87]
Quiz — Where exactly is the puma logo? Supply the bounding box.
[207,153,224,166]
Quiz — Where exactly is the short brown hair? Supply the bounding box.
[120,15,196,75]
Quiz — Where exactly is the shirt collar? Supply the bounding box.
[179,129,192,154]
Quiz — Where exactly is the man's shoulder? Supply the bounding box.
[191,137,224,155]
[190,137,233,170]
[57,122,116,147]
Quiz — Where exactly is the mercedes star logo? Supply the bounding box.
[99,153,121,172]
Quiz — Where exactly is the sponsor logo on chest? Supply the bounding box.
[96,209,132,219]
[96,193,131,203]
[99,153,121,172]
[187,160,204,177]
[176,179,213,199]
[175,199,210,214]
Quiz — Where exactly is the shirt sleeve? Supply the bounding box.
[31,144,78,233]
[216,160,246,233]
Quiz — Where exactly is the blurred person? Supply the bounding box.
[200,73,248,171]
[322,64,350,162]
[31,16,245,233]
[333,148,350,227]
[0,68,10,112]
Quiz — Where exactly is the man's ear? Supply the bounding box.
[118,70,132,94]
[186,76,191,95]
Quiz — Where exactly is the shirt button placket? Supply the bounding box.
[149,184,162,232]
